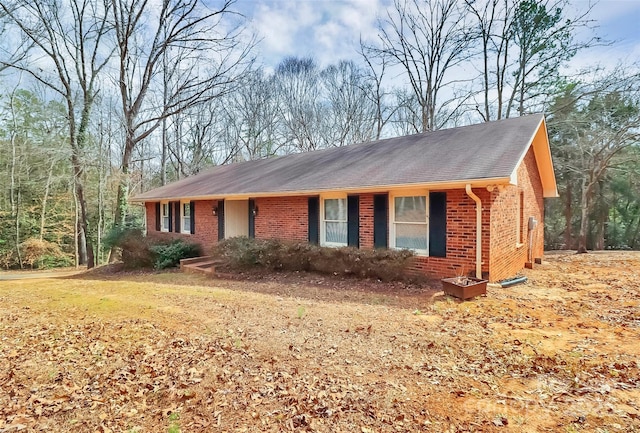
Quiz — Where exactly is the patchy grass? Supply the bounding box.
[1,252,640,432]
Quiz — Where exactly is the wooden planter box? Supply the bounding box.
[441,277,488,300]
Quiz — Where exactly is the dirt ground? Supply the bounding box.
[0,251,639,432]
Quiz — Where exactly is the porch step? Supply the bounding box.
[180,256,225,276]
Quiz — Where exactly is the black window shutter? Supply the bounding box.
[307,197,319,245]
[174,202,181,233]
[347,195,359,248]
[373,194,388,248]
[155,202,161,231]
[217,200,225,241]
[248,199,256,239]
[429,192,447,257]
[168,202,173,232]
[190,201,196,234]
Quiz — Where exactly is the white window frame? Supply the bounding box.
[181,201,191,234]
[160,201,170,232]
[320,194,348,247]
[389,191,429,256]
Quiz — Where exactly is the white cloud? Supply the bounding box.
[241,0,386,68]
[241,0,639,76]
[567,0,640,73]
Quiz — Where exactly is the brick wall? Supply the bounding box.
[145,200,218,253]
[488,148,545,281]
[143,148,544,282]
[144,202,156,233]
[409,188,491,280]
[254,196,309,241]
[359,194,375,249]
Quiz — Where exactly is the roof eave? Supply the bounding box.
[130,177,515,203]
[508,115,559,199]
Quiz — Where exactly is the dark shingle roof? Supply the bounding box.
[134,114,547,201]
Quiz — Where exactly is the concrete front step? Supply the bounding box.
[180,256,225,276]
[179,256,214,269]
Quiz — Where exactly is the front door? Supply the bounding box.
[225,199,249,238]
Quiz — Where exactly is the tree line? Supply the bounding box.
[0,0,638,269]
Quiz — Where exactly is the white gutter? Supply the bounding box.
[465,184,482,279]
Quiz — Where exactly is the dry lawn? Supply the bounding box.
[1,251,639,432]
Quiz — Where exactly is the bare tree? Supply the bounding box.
[0,4,32,75]
[366,0,473,132]
[6,85,23,267]
[0,0,113,268]
[111,0,253,228]
[221,67,282,160]
[390,88,423,135]
[358,41,398,140]
[465,0,599,121]
[321,60,377,146]
[274,57,325,152]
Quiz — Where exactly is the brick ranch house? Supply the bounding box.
[133,114,557,282]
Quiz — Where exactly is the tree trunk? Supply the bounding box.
[9,92,22,269]
[564,181,572,249]
[39,160,55,241]
[71,154,94,268]
[15,190,22,269]
[110,134,136,261]
[595,213,606,250]
[594,182,607,250]
[73,184,79,268]
[577,179,594,254]
[161,117,167,186]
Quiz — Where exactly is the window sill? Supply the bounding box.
[392,246,428,256]
[516,242,525,249]
[323,242,348,248]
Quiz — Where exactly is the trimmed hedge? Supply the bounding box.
[213,237,416,282]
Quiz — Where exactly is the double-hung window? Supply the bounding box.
[181,202,191,234]
[392,194,428,254]
[161,202,170,232]
[322,197,347,246]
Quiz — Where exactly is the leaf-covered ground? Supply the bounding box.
[1,251,639,432]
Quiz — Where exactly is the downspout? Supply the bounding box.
[465,184,482,279]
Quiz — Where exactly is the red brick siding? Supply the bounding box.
[145,200,218,253]
[359,194,375,249]
[144,149,544,282]
[409,189,490,280]
[488,148,545,281]
[145,202,156,233]
[254,196,309,241]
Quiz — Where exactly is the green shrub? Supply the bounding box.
[213,237,416,282]
[39,254,74,269]
[111,229,201,270]
[150,240,202,270]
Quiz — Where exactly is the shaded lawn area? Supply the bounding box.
[1,252,639,432]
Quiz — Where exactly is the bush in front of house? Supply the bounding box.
[213,237,416,281]
[109,228,201,270]
[150,240,201,270]
[112,229,155,269]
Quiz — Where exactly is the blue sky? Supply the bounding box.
[236,0,640,71]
